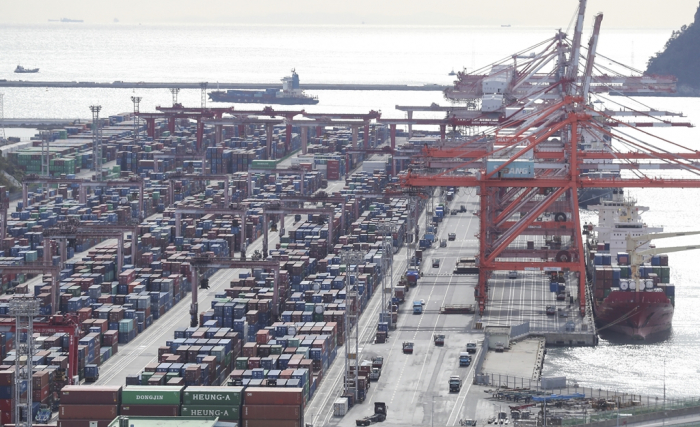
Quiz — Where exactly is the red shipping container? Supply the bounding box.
[59,404,118,420]
[32,384,49,402]
[57,421,112,427]
[60,386,122,405]
[255,330,270,345]
[242,404,301,420]
[0,398,12,414]
[0,371,13,387]
[32,371,49,389]
[120,405,180,417]
[243,388,303,406]
[1,409,12,425]
[241,421,301,427]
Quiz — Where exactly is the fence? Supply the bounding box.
[477,372,700,426]
[563,397,700,426]
[471,336,490,384]
[511,322,530,339]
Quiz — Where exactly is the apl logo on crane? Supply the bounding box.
[486,159,535,178]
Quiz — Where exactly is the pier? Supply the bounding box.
[0,80,449,91]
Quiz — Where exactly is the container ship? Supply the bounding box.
[14,65,39,74]
[208,70,319,105]
[585,189,675,339]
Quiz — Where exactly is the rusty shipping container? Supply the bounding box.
[120,404,180,417]
[60,386,122,405]
[57,420,113,427]
[242,404,301,420]
[243,387,303,406]
[241,420,301,427]
[59,404,118,420]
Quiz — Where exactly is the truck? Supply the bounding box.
[369,367,381,381]
[402,342,414,354]
[459,352,472,367]
[355,402,387,426]
[84,364,99,382]
[466,342,477,354]
[449,376,462,392]
[434,334,445,346]
[440,304,475,314]
[372,356,384,370]
[413,301,423,314]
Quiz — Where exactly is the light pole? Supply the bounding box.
[379,223,397,330]
[341,249,365,401]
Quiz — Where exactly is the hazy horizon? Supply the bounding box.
[2,0,699,29]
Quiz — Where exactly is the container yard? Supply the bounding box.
[5,1,700,426]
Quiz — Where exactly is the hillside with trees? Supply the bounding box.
[646,3,700,95]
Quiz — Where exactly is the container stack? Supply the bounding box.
[242,387,305,427]
[120,385,183,416]
[0,370,17,425]
[181,386,243,422]
[58,385,121,427]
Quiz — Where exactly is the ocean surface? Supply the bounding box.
[2,22,699,398]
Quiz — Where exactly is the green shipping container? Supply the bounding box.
[121,385,184,405]
[250,160,279,169]
[182,386,243,406]
[235,357,248,370]
[181,405,240,420]
[140,372,153,385]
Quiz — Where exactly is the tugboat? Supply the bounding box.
[15,65,39,73]
[208,69,318,105]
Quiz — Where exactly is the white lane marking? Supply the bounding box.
[446,347,480,425]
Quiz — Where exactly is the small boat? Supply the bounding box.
[448,69,456,76]
[15,65,39,73]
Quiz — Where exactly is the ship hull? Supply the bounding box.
[593,291,673,340]
[208,91,318,105]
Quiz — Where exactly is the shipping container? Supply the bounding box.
[60,386,122,405]
[240,420,301,427]
[181,404,240,420]
[57,421,113,427]
[120,385,183,406]
[243,404,301,420]
[183,386,243,406]
[120,404,181,417]
[243,387,303,406]
[59,404,118,420]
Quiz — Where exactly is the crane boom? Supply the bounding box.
[634,244,700,258]
[581,13,603,103]
[625,231,700,280]
[566,0,588,94]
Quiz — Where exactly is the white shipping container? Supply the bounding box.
[334,397,349,417]
[362,160,388,173]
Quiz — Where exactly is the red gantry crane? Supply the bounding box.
[400,3,700,316]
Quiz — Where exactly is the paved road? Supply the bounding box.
[307,189,490,427]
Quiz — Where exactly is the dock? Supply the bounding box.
[0,80,449,91]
